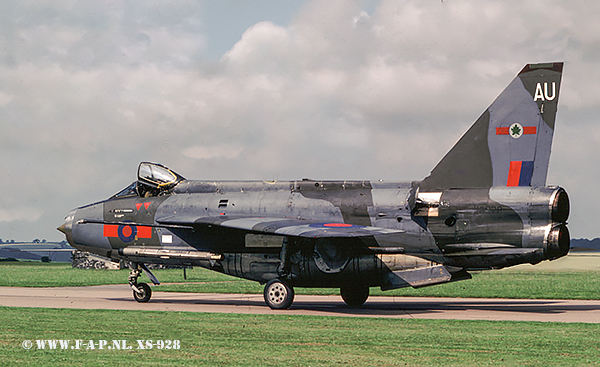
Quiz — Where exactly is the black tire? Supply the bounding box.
[133,282,152,303]
[263,279,294,309]
[340,285,369,307]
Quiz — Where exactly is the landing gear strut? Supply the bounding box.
[128,263,160,303]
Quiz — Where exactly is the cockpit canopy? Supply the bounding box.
[138,162,185,188]
[112,162,185,199]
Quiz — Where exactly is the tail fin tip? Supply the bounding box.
[420,62,564,191]
[519,62,563,75]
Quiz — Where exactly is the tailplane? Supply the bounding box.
[420,62,563,191]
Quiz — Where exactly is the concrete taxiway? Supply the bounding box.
[1,285,599,323]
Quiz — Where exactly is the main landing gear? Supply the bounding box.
[263,279,294,310]
[262,279,370,309]
[128,263,160,303]
[265,239,370,309]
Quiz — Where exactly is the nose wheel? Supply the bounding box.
[133,282,152,302]
[128,263,159,303]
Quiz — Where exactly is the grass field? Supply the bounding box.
[2,306,599,366]
[1,253,599,300]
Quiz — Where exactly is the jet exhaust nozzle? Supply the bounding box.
[551,187,569,223]
[546,224,570,260]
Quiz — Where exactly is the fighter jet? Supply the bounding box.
[58,62,568,309]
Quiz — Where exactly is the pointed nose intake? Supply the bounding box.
[57,210,76,245]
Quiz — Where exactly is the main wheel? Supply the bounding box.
[133,282,152,303]
[340,285,369,307]
[264,279,294,309]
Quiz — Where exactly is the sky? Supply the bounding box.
[1,0,599,242]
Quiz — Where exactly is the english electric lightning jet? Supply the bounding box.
[58,62,569,309]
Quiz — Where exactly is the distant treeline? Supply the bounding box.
[571,238,600,251]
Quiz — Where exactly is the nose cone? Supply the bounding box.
[59,204,113,257]
[58,210,76,246]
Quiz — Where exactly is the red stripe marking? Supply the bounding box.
[496,127,510,135]
[137,226,152,239]
[103,224,119,237]
[496,126,537,135]
[507,161,522,187]
[324,223,353,227]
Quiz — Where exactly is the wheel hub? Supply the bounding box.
[268,284,287,305]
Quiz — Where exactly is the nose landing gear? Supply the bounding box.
[128,263,160,303]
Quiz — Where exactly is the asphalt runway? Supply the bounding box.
[1,285,599,323]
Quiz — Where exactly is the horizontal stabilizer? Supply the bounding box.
[444,246,540,257]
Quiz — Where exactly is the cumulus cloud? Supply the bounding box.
[183,145,244,160]
[0,208,44,223]
[0,0,599,240]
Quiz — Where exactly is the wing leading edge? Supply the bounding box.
[156,215,403,239]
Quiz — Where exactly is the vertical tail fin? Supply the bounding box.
[420,62,563,191]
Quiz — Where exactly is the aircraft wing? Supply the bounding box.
[156,215,403,239]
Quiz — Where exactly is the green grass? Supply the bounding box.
[157,270,600,300]
[371,270,600,300]
[1,307,599,366]
[1,261,599,300]
[0,262,231,287]
[2,258,600,365]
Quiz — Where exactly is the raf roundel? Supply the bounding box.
[118,224,137,243]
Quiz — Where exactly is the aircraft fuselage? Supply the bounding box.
[63,178,569,291]
[59,62,569,309]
